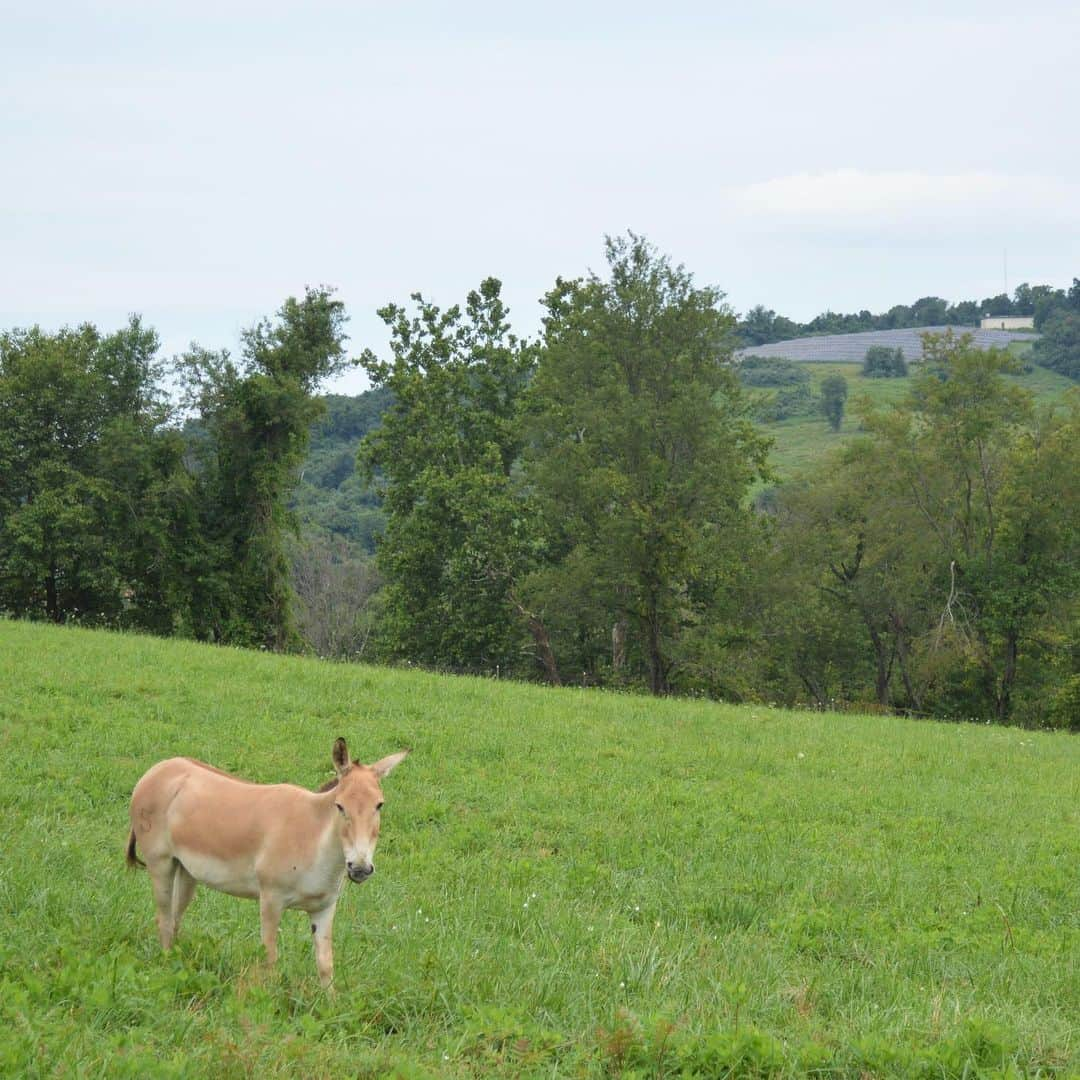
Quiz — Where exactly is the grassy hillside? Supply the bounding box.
[759,360,1076,481]
[2,621,1079,1077]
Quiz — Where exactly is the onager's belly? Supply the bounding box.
[175,848,260,900]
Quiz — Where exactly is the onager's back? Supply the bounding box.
[127,738,408,986]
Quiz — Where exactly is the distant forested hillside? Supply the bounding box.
[292,389,391,552]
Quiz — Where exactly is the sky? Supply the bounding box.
[3,1,1078,394]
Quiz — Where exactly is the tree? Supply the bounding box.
[738,305,799,346]
[855,330,1065,722]
[1031,311,1080,380]
[862,345,907,378]
[358,280,551,678]
[524,234,769,695]
[819,374,848,431]
[0,319,192,629]
[289,533,382,660]
[181,287,350,650]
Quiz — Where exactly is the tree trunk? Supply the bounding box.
[996,628,1019,723]
[867,623,893,706]
[645,613,668,696]
[45,563,60,623]
[612,619,628,672]
[508,589,561,687]
[891,613,922,711]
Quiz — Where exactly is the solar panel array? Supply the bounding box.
[734,326,1039,363]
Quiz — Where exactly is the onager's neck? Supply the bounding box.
[312,789,346,870]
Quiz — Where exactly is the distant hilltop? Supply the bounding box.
[734,325,1039,363]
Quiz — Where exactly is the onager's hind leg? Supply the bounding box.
[147,857,180,950]
[171,864,197,942]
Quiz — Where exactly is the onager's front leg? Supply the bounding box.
[309,899,339,988]
[259,894,284,967]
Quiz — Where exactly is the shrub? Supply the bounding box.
[862,345,908,377]
[754,383,815,421]
[738,356,810,387]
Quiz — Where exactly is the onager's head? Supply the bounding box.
[329,737,409,883]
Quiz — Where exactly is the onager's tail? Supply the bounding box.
[125,828,145,869]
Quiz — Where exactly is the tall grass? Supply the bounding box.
[1,620,1078,1076]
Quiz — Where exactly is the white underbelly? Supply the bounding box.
[176,848,260,900]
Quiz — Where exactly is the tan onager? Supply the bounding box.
[126,738,408,986]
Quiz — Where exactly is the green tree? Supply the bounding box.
[181,287,349,650]
[819,374,848,431]
[768,454,935,710]
[0,319,192,629]
[525,234,769,695]
[862,345,907,378]
[855,331,1074,722]
[358,280,551,678]
[738,305,800,346]
[1031,310,1080,380]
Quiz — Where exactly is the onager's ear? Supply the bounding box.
[370,749,410,779]
[332,737,351,777]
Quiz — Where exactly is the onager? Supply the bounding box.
[126,738,408,986]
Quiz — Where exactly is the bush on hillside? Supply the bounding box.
[754,383,816,421]
[819,374,848,431]
[738,356,810,387]
[862,345,908,378]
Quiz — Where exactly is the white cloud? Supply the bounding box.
[729,170,1080,233]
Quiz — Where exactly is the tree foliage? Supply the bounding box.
[862,345,908,378]
[0,319,193,629]
[358,279,542,674]
[1031,310,1080,380]
[760,331,1080,724]
[524,234,770,694]
[819,374,848,431]
[178,286,349,649]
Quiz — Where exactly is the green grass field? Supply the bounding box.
[2,621,1079,1077]
[757,360,1076,482]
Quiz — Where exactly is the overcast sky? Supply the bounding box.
[3,1,1078,394]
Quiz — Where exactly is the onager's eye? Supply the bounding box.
[335,802,345,815]
[375,801,384,812]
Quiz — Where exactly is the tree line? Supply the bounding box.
[740,279,1080,352]
[0,288,348,649]
[2,239,1077,728]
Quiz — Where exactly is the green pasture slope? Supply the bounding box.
[1,622,1078,1078]
[758,357,1076,481]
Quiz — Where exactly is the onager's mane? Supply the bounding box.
[313,759,364,793]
